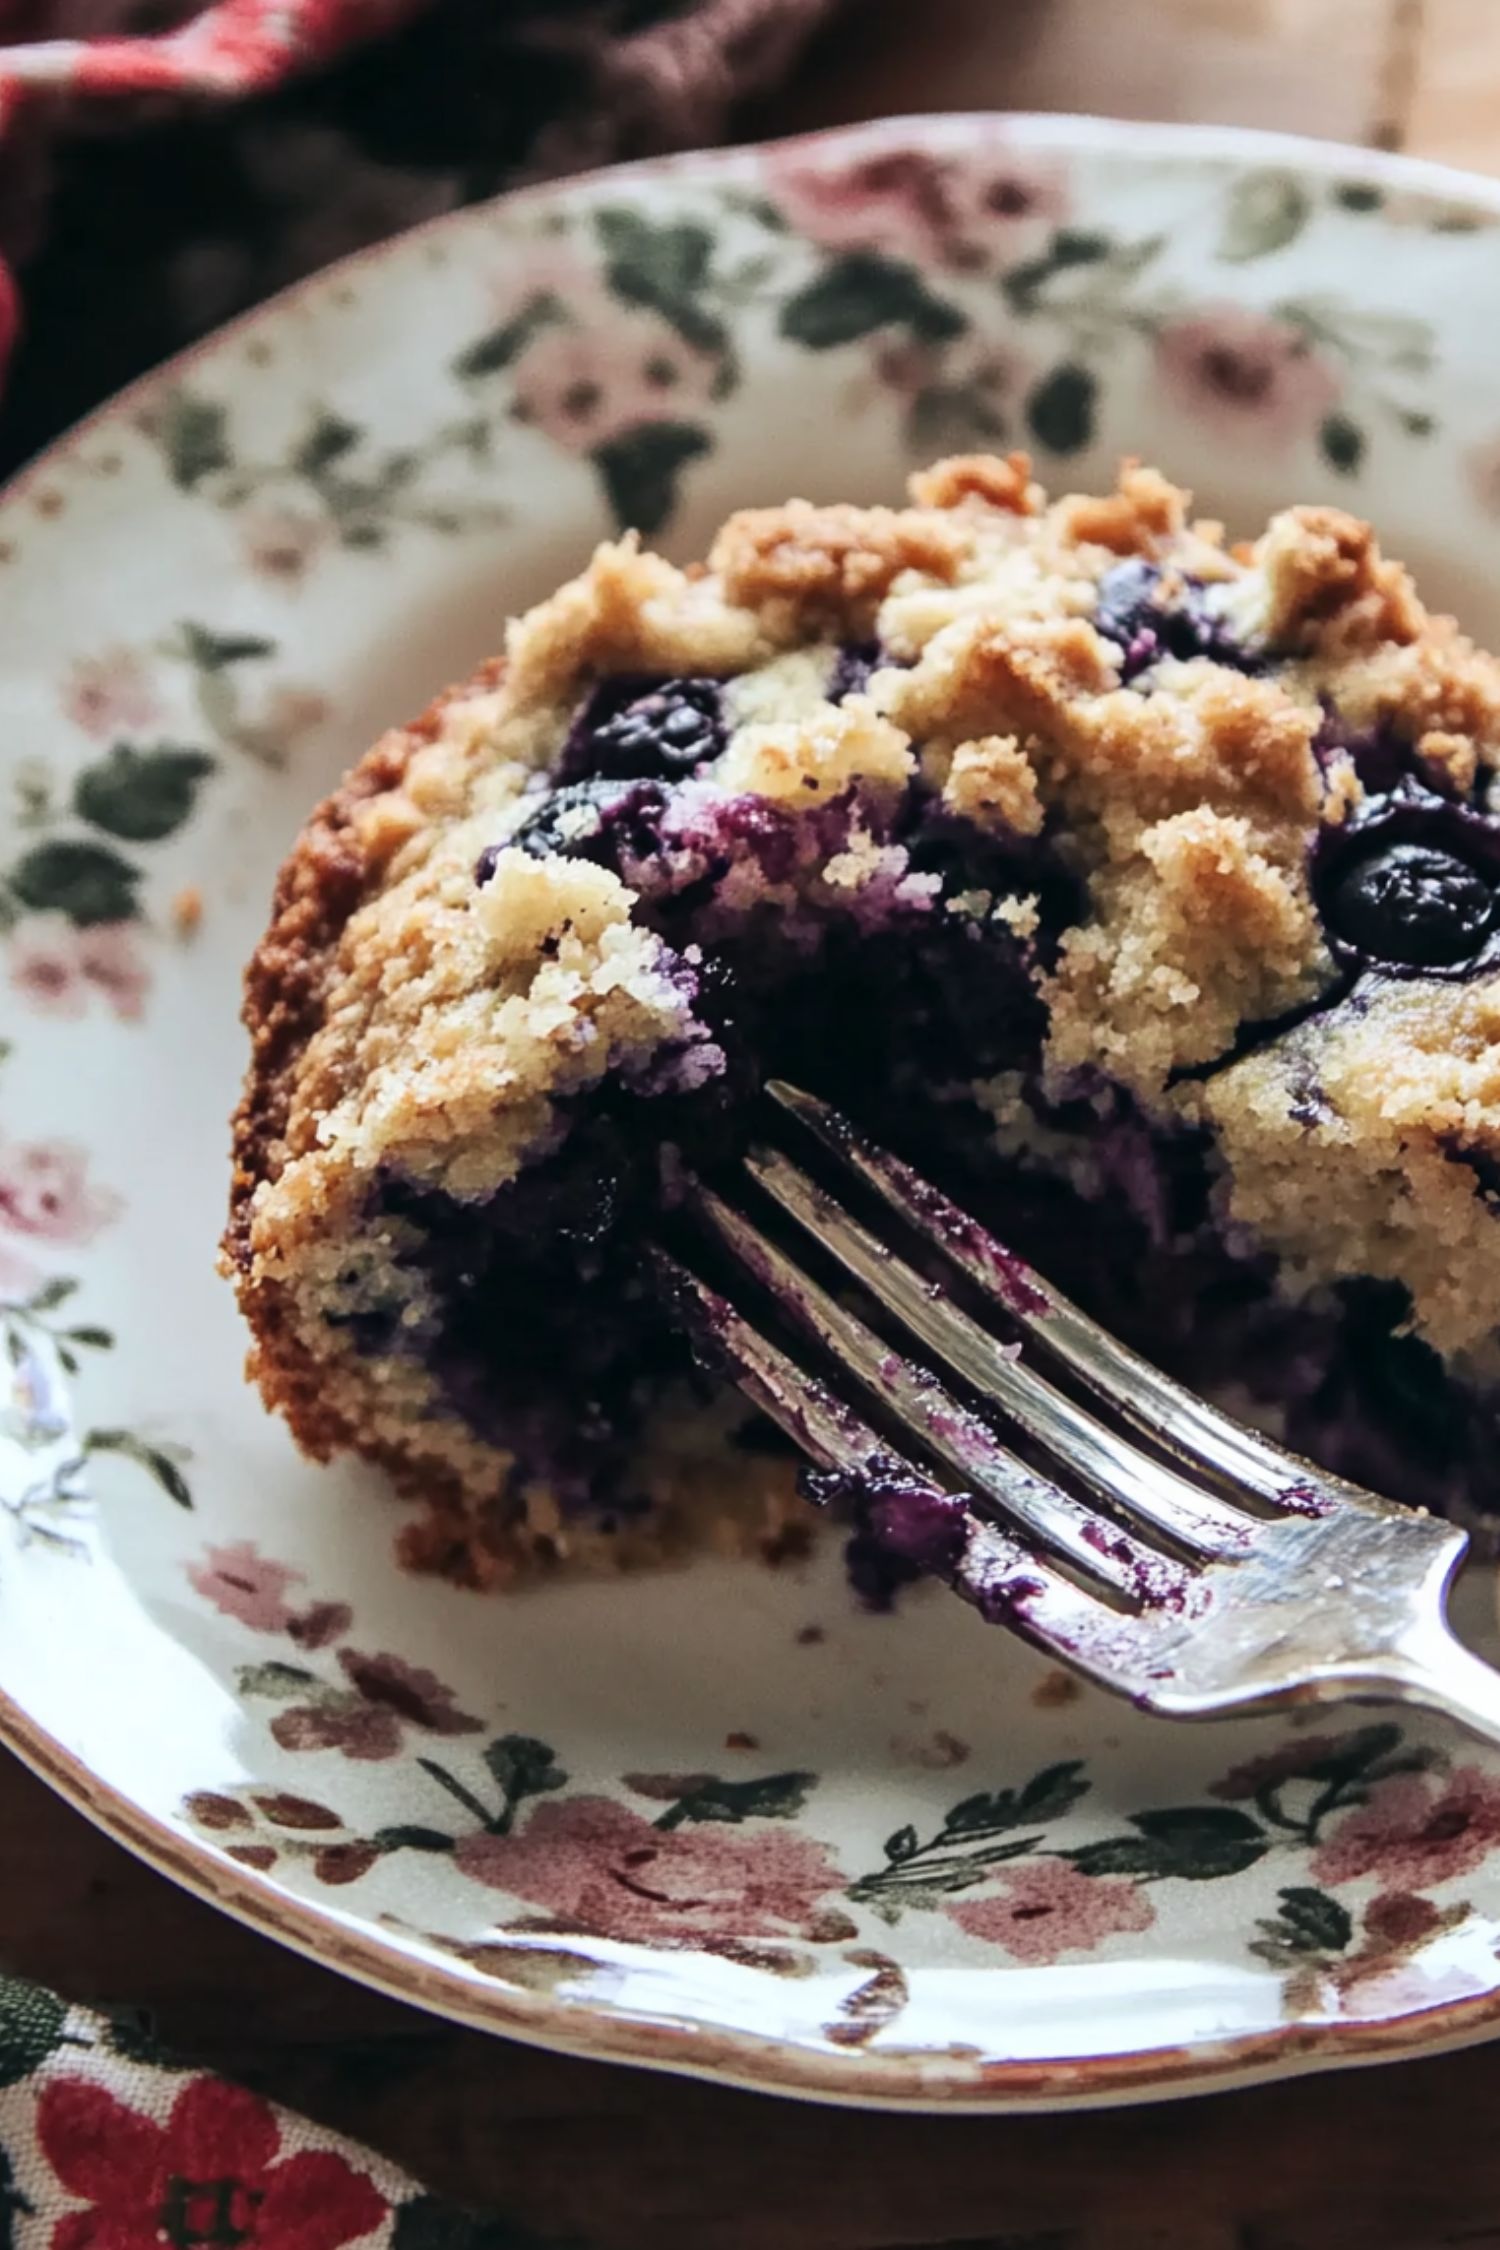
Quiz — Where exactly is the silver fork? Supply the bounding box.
[652,1080,1500,1748]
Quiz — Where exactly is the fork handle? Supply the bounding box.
[1353,1629,1500,1753]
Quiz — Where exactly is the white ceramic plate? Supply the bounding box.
[7,114,1500,2111]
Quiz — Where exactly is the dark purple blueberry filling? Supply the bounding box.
[1444,1137,1500,1204]
[360,658,1500,1581]
[1093,558,1265,683]
[559,674,724,785]
[1325,840,1495,967]
[480,777,672,876]
[1314,703,1480,805]
[1313,787,1500,978]
[827,641,884,704]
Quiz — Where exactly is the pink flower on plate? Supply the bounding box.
[241,505,329,586]
[189,1541,304,1633]
[771,146,958,265]
[937,149,1071,272]
[511,311,717,457]
[9,915,150,1025]
[62,646,161,738]
[270,1650,482,1763]
[1312,1764,1500,1891]
[769,144,1067,272]
[0,1135,122,1247]
[483,240,597,331]
[1154,304,1341,450]
[453,1794,846,1943]
[947,1858,1155,1964]
[1211,1729,1372,1802]
[259,684,330,747]
[75,920,150,1021]
[9,916,88,1020]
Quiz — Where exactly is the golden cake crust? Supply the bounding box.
[225,455,1500,1582]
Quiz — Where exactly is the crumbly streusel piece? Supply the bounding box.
[225,455,1500,1584]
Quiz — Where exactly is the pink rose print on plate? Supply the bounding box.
[1312,1764,1500,1891]
[0,1134,122,1294]
[1211,1729,1375,1802]
[1153,304,1341,450]
[269,1649,483,1761]
[947,1858,1155,1965]
[1305,1892,1484,2023]
[62,646,162,738]
[188,1539,351,1646]
[454,1794,846,1944]
[241,505,330,585]
[510,310,717,457]
[769,144,1067,272]
[258,684,330,749]
[483,238,597,331]
[9,915,150,1023]
[0,1135,121,1248]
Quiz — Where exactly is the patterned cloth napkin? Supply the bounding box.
[0,0,840,473]
[0,1970,549,2249]
[0,0,841,2225]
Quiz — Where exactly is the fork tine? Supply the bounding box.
[767,1080,1358,1517]
[649,1245,1134,1667]
[688,1182,1191,1605]
[747,1140,1256,1561]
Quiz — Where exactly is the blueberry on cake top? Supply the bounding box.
[223,453,1500,1589]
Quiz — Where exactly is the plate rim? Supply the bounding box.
[9,108,1500,2110]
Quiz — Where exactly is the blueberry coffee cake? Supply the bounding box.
[224,453,1500,1589]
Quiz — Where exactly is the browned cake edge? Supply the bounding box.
[221,655,512,1581]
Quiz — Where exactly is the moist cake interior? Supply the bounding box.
[226,455,1500,1589]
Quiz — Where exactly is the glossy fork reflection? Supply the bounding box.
[652,1081,1500,1747]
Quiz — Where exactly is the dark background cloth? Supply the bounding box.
[0,0,843,475]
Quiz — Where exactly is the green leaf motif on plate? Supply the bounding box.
[483,1733,568,1810]
[1000,227,1113,314]
[1024,362,1097,455]
[1218,169,1312,263]
[656,1770,816,1831]
[179,622,277,673]
[453,295,563,381]
[236,1660,318,1701]
[1319,410,1366,476]
[593,421,711,535]
[1252,1884,1354,1965]
[779,252,967,350]
[73,744,216,844]
[291,411,363,478]
[8,838,141,925]
[153,390,232,490]
[84,1427,193,1508]
[596,208,727,356]
[1067,1804,1269,1883]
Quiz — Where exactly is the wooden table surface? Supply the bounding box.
[8,3,1500,2244]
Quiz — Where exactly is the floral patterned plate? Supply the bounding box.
[7,115,1500,2113]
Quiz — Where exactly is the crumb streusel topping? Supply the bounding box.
[225,455,1500,1584]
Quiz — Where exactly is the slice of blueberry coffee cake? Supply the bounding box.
[224,453,1500,1590]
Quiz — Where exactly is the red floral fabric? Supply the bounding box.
[0,1975,504,2250]
[0,0,841,472]
[37,2074,387,2250]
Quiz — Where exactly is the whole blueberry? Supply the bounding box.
[477,776,670,874]
[561,676,724,784]
[1325,839,1496,967]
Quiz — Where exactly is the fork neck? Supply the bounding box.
[1345,1626,1500,1754]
